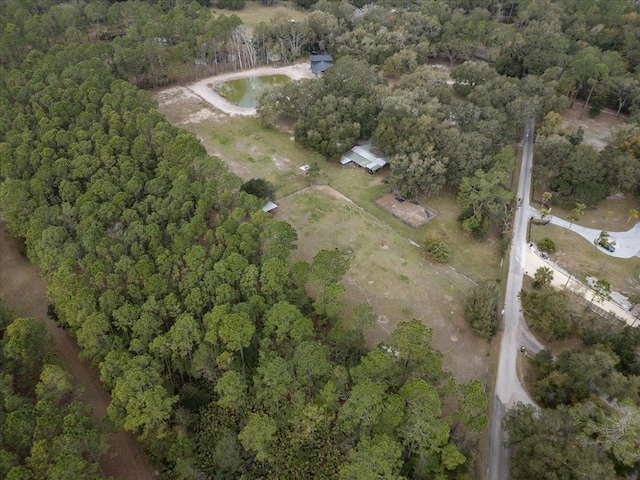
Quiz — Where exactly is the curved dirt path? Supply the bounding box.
[187,63,316,116]
[0,219,156,480]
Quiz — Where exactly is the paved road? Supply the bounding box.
[487,119,542,480]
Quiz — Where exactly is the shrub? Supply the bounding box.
[240,178,276,201]
[423,236,451,262]
[537,237,556,253]
[464,281,500,338]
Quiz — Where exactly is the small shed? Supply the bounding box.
[262,201,278,213]
[310,55,333,75]
[340,144,388,174]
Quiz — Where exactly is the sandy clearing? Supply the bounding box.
[187,63,316,116]
[0,220,156,480]
[560,103,627,150]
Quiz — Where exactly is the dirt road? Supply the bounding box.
[0,219,156,479]
[187,63,316,116]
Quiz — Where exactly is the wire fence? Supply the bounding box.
[564,289,633,324]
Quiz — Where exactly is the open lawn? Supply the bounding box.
[277,185,490,382]
[319,169,502,282]
[156,87,314,195]
[531,186,640,233]
[213,1,307,27]
[530,223,640,299]
[417,189,503,282]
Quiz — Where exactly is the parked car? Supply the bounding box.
[598,240,615,252]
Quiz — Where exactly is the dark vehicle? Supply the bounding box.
[598,240,615,252]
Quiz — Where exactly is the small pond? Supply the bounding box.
[214,75,290,108]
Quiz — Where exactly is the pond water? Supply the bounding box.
[214,75,290,108]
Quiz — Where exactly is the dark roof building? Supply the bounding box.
[310,55,333,75]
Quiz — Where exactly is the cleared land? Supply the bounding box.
[277,185,489,382]
[530,222,640,300]
[375,193,437,229]
[214,0,307,27]
[560,103,627,150]
[156,86,314,196]
[155,82,497,383]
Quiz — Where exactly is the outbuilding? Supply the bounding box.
[340,144,388,174]
[310,55,333,75]
[261,201,278,214]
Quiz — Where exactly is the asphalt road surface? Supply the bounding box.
[487,119,541,480]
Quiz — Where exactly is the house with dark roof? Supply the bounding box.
[310,55,333,75]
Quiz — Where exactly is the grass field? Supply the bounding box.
[277,185,490,382]
[532,184,640,233]
[156,87,314,195]
[212,1,307,27]
[530,223,640,299]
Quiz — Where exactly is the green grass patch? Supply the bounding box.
[213,1,307,27]
[418,189,502,282]
[179,113,315,195]
[530,223,640,298]
[531,186,640,232]
[277,187,489,381]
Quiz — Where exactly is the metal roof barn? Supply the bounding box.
[340,144,388,174]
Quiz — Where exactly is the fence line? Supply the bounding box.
[564,289,626,323]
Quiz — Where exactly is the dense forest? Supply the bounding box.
[503,311,640,479]
[0,301,106,478]
[1,0,639,478]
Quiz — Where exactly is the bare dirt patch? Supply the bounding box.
[156,86,214,126]
[180,107,222,124]
[375,193,437,228]
[560,103,627,150]
[272,154,291,170]
[0,220,156,480]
